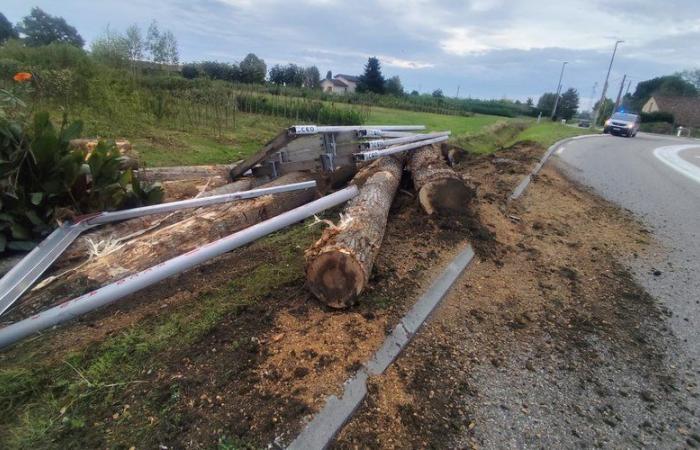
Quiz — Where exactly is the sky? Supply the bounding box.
[3,0,699,107]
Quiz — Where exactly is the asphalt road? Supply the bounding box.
[554,132,700,375]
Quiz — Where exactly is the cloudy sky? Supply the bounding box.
[3,0,699,106]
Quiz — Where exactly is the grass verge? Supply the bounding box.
[509,122,597,147]
[0,222,319,449]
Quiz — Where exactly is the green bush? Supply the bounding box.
[639,122,674,135]
[640,111,674,124]
[0,107,162,253]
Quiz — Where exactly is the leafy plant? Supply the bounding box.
[0,107,162,253]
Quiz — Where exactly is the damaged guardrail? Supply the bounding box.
[0,185,359,350]
[0,181,317,317]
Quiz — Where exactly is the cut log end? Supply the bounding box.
[418,178,474,216]
[306,251,365,308]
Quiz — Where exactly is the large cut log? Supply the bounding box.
[305,155,403,308]
[54,178,257,268]
[8,173,316,320]
[408,144,474,215]
[137,164,235,182]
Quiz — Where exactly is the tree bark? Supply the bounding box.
[136,164,234,182]
[10,173,315,320]
[305,155,403,308]
[408,144,474,215]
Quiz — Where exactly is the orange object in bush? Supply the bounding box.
[13,72,32,82]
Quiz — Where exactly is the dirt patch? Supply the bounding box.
[334,161,699,449]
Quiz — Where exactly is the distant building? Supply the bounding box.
[320,74,359,94]
[642,96,700,127]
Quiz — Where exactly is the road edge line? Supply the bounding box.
[508,133,601,202]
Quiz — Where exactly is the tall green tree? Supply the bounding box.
[385,76,404,96]
[358,57,385,94]
[145,21,178,65]
[558,88,579,120]
[303,66,321,89]
[0,12,18,43]
[325,70,332,80]
[125,24,144,63]
[90,27,130,68]
[680,69,700,89]
[537,92,558,113]
[239,53,266,84]
[16,7,84,47]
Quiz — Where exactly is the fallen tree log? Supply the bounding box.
[305,155,403,308]
[136,164,235,182]
[55,178,257,268]
[9,173,315,319]
[408,144,474,215]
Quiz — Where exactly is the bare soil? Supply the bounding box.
[333,146,700,449]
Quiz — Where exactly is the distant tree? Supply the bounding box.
[125,24,144,63]
[432,88,444,98]
[145,21,178,65]
[199,61,239,81]
[631,75,697,110]
[181,63,199,79]
[284,64,304,86]
[0,13,18,43]
[410,90,420,96]
[16,7,84,47]
[537,92,558,113]
[680,69,700,89]
[385,76,404,96]
[146,21,166,63]
[326,70,332,80]
[525,97,534,107]
[163,30,178,65]
[303,66,321,89]
[90,27,130,68]
[357,57,385,94]
[269,64,285,85]
[594,98,615,125]
[558,88,579,120]
[239,53,266,84]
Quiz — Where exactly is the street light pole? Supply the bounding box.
[592,40,624,127]
[550,61,568,120]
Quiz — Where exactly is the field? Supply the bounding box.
[510,122,596,147]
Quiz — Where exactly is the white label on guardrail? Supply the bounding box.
[292,125,318,134]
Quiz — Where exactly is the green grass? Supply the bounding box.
[510,122,596,147]
[0,222,319,449]
[363,106,507,136]
[131,114,291,167]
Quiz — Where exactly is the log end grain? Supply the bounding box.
[418,177,474,216]
[306,250,365,309]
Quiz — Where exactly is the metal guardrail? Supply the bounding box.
[0,181,317,317]
[0,185,358,350]
[355,135,450,161]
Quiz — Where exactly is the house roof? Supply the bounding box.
[650,95,700,127]
[335,74,359,83]
[322,78,349,87]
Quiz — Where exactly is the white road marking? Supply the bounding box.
[653,145,700,185]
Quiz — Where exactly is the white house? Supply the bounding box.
[320,74,359,94]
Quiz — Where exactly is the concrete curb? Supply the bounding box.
[287,245,475,450]
[287,132,600,449]
[508,133,602,202]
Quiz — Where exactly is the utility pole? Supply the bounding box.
[614,74,627,112]
[592,40,624,127]
[588,82,598,112]
[624,78,632,95]
[455,85,460,99]
[550,61,568,120]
